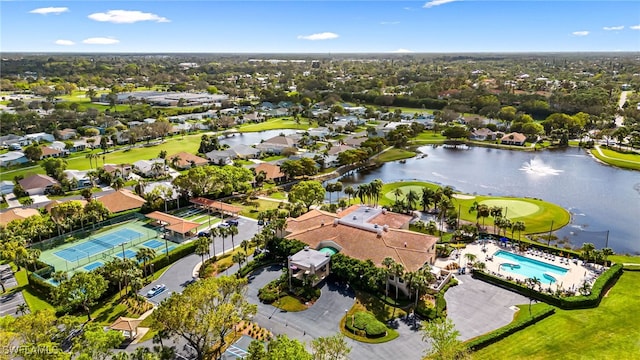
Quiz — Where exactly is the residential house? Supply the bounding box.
[267,108,289,117]
[0,208,40,226]
[63,170,92,189]
[0,180,14,195]
[24,133,55,144]
[327,144,355,156]
[168,152,209,169]
[342,136,368,148]
[243,112,264,123]
[227,144,261,159]
[470,128,497,141]
[133,159,167,178]
[285,205,438,296]
[501,132,527,146]
[0,134,27,148]
[205,150,233,165]
[252,163,286,183]
[103,164,134,179]
[58,128,78,140]
[97,189,146,213]
[307,127,332,139]
[18,174,59,195]
[0,151,28,167]
[70,140,88,152]
[255,135,298,154]
[40,146,66,159]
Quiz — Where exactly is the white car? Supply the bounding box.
[146,284,166,298]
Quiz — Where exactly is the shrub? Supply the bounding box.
[365,321,387,337]
[348,311,388,338]
[466,305,555,351]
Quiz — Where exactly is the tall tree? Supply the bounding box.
[151,276,257,360]
[421,317,470,360]
[311,333,351,360]
[288,181,326,211]
[55,272,108,321]
[72,323,124,360]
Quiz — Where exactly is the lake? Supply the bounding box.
[336,145,640,254]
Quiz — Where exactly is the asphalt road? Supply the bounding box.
[139,216,260,305]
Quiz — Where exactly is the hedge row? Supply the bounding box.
[466,305,556,351]
[472,263,623,309]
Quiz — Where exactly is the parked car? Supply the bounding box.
[197,231,210,237]
[218,223,230,228]
[226,219,239,226]
[146,284,166,298]
[257,219,264,226]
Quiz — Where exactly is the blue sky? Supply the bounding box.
[2,1,639,53]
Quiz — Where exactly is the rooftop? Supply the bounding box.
[290,247,331,269]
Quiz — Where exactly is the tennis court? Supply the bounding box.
[40,220,159,274]
[54,228,144,262]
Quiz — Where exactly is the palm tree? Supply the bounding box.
[240,239,250,254]
[512,221,526,245]
[151,162,164,178]
[135,247,156,278]
[228,225,239,250]
[209,227,219,256]
[526,277,541,316]
[490,206,503,233]
[370,179,383,206]
[16,303,29,315]
[390,262,405,301]
[170,155,182,170]
[111,177,125,191]
[464,253,477,266]
[219,227,229,254]
[410,269,434,310]
[476,204,490,229]
[195,237,210,266]
[134,179,147,196]
[580,243,596,262]
[382,257,395,298]
[232,251,247,271]
[344,186,355,205]
[393,188,404,204]
[406,190,419,211]
[421,187,435,212]
[356,183,369,204]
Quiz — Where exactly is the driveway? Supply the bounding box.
[140,216,260,305]
[445,273,529,340]
[245,265,428,360]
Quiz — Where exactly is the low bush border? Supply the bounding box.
[465,304,556,351]
[471,263,623,309]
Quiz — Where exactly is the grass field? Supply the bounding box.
[375,148,416,163]
[410,132,447,144]
[237,117,317,132]
[591,147,640,171]
[473,271,640,359]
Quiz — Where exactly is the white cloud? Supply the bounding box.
[391,49,414,53]
[82,37,120,45]
[603,26,624,31]
[88,10,170,24]
[572,31,589,36]
[29,7,69,15]
[297,32,339,41]
[631,25,640,30]
[423,0,457,8]
[54,39,75,46]
[381,21,400,25]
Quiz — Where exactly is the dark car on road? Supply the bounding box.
[226,219,239,226]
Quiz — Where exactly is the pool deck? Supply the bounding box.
[441,241,603,293]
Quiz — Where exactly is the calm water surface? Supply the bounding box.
[337,146,640,254]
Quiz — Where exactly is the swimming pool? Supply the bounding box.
[318,247,338,256]
[494,250,568,283]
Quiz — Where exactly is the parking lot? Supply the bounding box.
[0,264,28,317]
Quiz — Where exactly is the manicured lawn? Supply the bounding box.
[379,181,570,234]
[591,147,640,171]
[375,148,416,163]
[231,199,285,219]
[473,271,640,359]
[12,268,56,313]
[238,117,317,132]
[386,106,435,114]
[410,131,447,144]
[273,295,307,312]
[261,154,286,162]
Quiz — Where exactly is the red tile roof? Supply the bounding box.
[168,152,209,168]
[190,198,242,214]
[253,163,285,180]
[18,174,58,190]
[0,208,40,226]
[97,189,146,213]
[286,207,437,272]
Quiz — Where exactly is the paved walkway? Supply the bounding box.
[593,145,640,165]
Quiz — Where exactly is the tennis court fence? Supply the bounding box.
[31,212,145,251]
